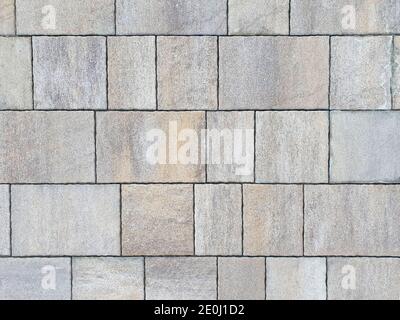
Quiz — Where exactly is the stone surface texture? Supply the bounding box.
[0,186,10,255]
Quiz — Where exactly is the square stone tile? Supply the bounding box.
[218,257,265,300]
[256,112,329,183]
[157,36,217,110]
[0,112,94,183]
[0,0,15,35]
[122,184,193,255]
[229,0,289,35]
[108,36,156,110]
[12,185,120,256]
[195,184,242,255]
[0,258,71,300]
[331,37,392,110]
[146,257,217,300]
[331,111,400,182]
[73,257,144,300]
[219,37,329,110]
[0,186,10,255]
[33,36,106,110]
[266,258,326,300]
[243,185,303,256]
[0,37,32,109]
[305,185,400,256]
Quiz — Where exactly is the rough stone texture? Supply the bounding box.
[0,0,15,35]
[108,37,156,110]
[12,185,120,256]
[33,37,106,110]
[218,257,265,300]
[16,0,114,35]
[116,0,227,35]
[220,37,329,110]
[0,37,32,110]
[195,185,242,255]
[229,0,289,35]
[206,111,254,182]
[291,0,400,35]
[157,36,217,110]
[0,258,71,300]
[0,112,94,183]
[0,186,9,255]
[146,257,217,300]
[331,111,400,183]
[266,258,326,300]
[394,37,400,109]
[305,185,400,256]
[328,258,400,300]
[72,257,144,300]
[97,111,205,183]
[331,37,392,110]
[243,185,303,256]
[256,112,329,183]
[122,185,193,255]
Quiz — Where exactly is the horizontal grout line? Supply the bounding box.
[0,109,399,112]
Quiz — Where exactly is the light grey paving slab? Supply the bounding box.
[108,36,156,110]
[0,112,94,183]
[243,185,303,256]
[0,258,71,300]
[266,258,326,300]
[0,37,32,109]
[116,0,227,35]
[97,111,205,183]
[218,257,265,300]
[122,185,193,255]
[291,0,400,34]
[16,0,114,35]
[256,112,329,183]
[394,37,400,109]
[305,185,400,256]
[229,0,289,35]
[157,36,217,110]
[328,258,400,300]
[0,186,9,255]
[331,37,392,110]
[219,37,329,110]
[331,111,400,183]
[146,257,217,300]
[0,0,15,35]
[195,184,242,255]
[33,36,106,110]
[12,185,120,256]
[206,111,254,182]
[72,257,144,300]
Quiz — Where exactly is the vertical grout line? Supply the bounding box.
[217,37,220,110]
[302,185,305,256]
[205,111,208,182]
[328,36,331,183]
[119,184,122,256]
[114,0,117,35]
[143,257,146,300]
[94,112,97,183]
[31,36,34,110]
[391,36,395,110]
[288,0,291,35]
[264,257,267,300]
[241,184,244,255]
[155,36,158,110]
[226,0,229,35]
[193,184,196,255]
[9,185,12,256]
[253,111,256,183]
[216,257,219,300]
[325,257,328,300]
[70,257,73,300]
[14,0,17,35]
[106,37,109,110]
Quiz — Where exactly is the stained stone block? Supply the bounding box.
[0,0,15,35]
[0,186,10,255]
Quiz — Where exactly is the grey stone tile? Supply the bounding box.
[256,112,329,183]
[331,111,400,183]
[146,257,217,300]
[33,36,106,110]
[331,37,392,110]
[116,0,226,35]
[243,185,303,256]
[73,257,144,300]
[219,37,329,110]
[229,0,289,35]
[328,258,400,300]
[305,185,400,256]
[108,36,156,110]
[0,0,15,35]
[394,37,400,109]
[206,111,254,182]
[157,36,217,110]
[291,0,400,35]
[0,37,32,110]
[12,185,120,256]
[16,0,114,35]
[218,257,265,300]
[195,184,242,255]
[122,185,193,255]
[266,258,326,300]
[0,186,10,255]
[97,111,205,183]
[0,258,71,300]
[0,112,94,183]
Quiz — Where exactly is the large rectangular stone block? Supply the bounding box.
[0,0,15,35]
[0,186,10,255]
[394,37,400,109]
